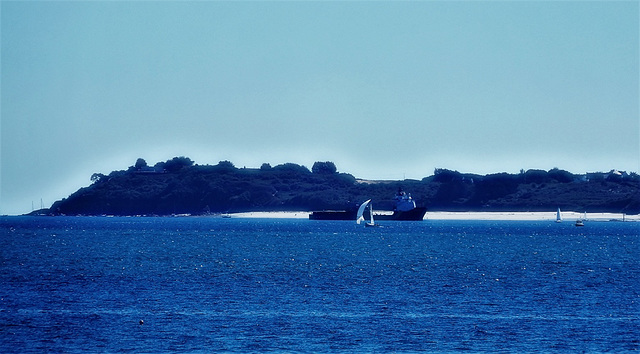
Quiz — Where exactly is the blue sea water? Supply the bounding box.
[1,216,638,353]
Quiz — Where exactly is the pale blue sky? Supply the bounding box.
[1,1,638,215]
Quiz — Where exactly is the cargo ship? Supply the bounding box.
[309,189,427,221]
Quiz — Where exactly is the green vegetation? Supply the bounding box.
[47,158,640,216]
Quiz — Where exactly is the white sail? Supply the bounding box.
[369,202,375,226]
[356,199,371,225]
[556,208,562,222]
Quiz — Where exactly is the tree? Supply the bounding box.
[433,168,462,183]
[273,163,311,174]
[135,158,148,170]
[522,169,549,184]
[91,173,107,184]
[548,168,574,183]
[164,156,194,172]
[217,160,235,169]
[260,163,272,171]
[312,161,337,174]
[210,160,237,173]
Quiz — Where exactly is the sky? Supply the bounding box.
[1,1,638,215]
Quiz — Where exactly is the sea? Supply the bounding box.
[1,216,638,353]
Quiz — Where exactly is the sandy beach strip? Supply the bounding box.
[229,211,638,221]
[425,211,636,221]
[230,211,310,219]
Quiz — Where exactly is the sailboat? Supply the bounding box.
[356,199,377,227]
[556,208,563,223]
[575,211,585,226]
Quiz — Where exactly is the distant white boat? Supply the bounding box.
[356,199,376,227]
[575,219,584,227]
[556,208,563,223]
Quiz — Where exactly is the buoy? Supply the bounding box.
[139,320,144,325]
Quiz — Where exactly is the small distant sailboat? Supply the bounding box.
[556,208,563,223]
[356,199,377,227]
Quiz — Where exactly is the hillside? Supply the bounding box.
[46,157,640,216]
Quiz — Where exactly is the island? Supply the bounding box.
[39,157,639,216]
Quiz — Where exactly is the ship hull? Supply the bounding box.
[375,207,427,221]
[308,210,356,220]
[309,207,426,221]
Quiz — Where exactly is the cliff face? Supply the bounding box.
[48,160,640,216]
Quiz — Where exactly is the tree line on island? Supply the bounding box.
[43,157,640,216]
